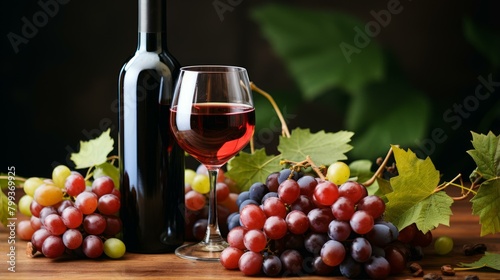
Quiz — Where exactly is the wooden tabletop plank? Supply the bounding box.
[1,195,499,279]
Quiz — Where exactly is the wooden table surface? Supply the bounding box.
[1,194,499,280]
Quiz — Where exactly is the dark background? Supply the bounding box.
[2,0,499,179]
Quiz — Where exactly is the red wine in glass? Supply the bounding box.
[171,103,255,167]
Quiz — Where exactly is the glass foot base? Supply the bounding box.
[175,240,229,261]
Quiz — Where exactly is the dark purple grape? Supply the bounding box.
[263,255,282,276]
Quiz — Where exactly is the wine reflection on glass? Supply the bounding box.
[170,65,255,261]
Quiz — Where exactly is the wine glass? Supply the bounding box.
[170,65,255,261]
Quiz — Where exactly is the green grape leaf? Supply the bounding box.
[466,131,500,180]
[225,149,282,191]
[70,128,114,169]
[373,177,393,199]
[385,145,453,232]
[93,162,120,189]
[250,3,384,100]
[278,128,354,166]
[471,178,500,236]
[458,252,500,270]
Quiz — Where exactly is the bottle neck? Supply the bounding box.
[137,0,167,52]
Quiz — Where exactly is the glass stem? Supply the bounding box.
[204,168,223,244]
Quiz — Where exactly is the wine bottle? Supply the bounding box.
[118,0,184,253]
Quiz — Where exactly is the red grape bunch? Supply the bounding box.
[220,163,431,279]
[19,165,125,259]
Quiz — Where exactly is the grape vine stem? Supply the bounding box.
[362,145,397,187]
[251,82,291,138]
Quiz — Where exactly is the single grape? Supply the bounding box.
[44,213,67,235]
[64,173,86,197]
[350,210,374,235]
[328,219,352,242]
[42,235,65,258]
[297,175,317,196]
[308,208,334,233]
[326,161,350,185]
[263,216,287,240]
[184,169,197,186]
[83,213,106,235]
[191,173,210,194]
[75,191,98,215]
[227,226,247,250]
[243,229,267,253]
[350,237,372,263]
[220,247,244,270]
[263,255,282,276]
[265,172,280,192]
[364,256,390,279]
[52,165,71,189]
[216,182,230,202]
[34,184,64,206]
[236,191,250,207]
[17,220,35,241]
[366,223,394,247]
[313,181,339,206]
[434,235,454,255]
[238,251,263,276]
[239,204,266,230]
[277,179,300,204]
[398,223,417,243]
[185,190,206,211]
[62,228,83,249]
[285,210,309,235]
[30,200,44,217]
[30,216,42,231]
[97,193,121,215]
[290,195,314,214]
[91,176,115,197]
[61,206,83,229]
[384,246,406,274]
[320,240,345,267]
[192,219,208,241]
[331,196,355,221]
[338,181,367,204]
[23,177,44,197]
[18,194,33,217]
[340,255,363,278]
[262,196,287,219]
[227,213,241,231]
[104,215,123,237]
[248,182,269,203]
[280,249,303,275]
[82,235,104,258]
[103,238,126,259]
[357,195,385,219]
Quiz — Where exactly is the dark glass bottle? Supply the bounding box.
[118,0,184,253]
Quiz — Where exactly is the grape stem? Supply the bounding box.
[250,82,291,139]
[280,156,326,181]
[361,145,397,187]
